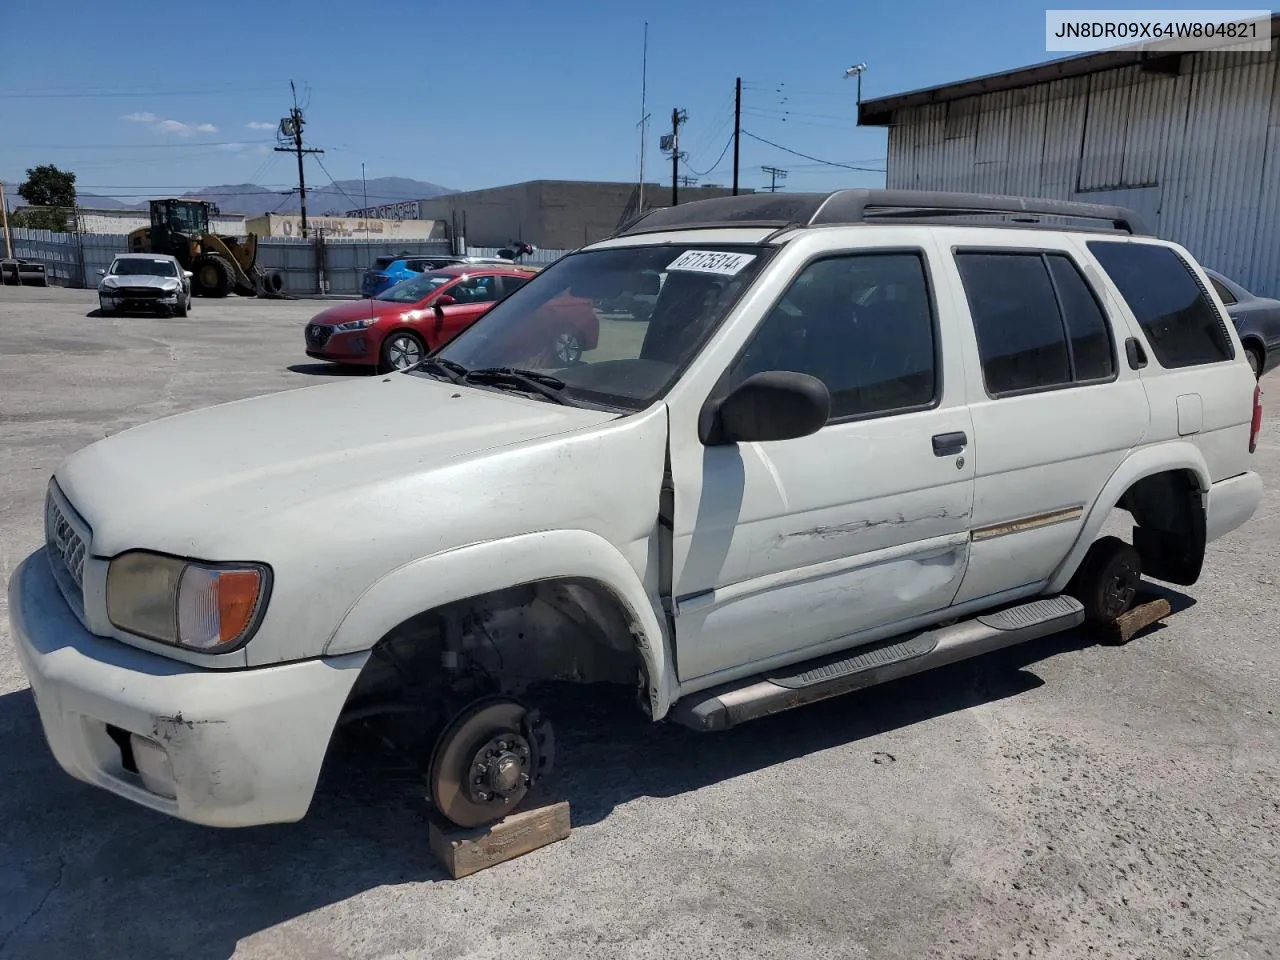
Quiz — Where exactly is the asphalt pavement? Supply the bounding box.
[1,286,1278,960]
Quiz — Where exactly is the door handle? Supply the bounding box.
[1125,337,1148,370]
[932,431,967,457]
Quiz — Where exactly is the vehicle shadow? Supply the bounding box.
[287,362,372,377]
[0,592,1192,960]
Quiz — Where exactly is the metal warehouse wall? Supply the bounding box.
[884,48,1280,297]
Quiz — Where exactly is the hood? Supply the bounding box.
[56,374,617,559]
[308,298,412,326]
[101,275,179,290]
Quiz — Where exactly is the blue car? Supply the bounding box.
[360,255,511,298]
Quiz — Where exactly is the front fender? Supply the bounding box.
[322,529,675,719]
[1046,441,1211,593]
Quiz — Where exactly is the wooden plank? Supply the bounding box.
[429,800,571,879]
[1102,594,1172,645]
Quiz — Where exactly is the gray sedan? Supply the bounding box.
[1205,269,1280,378]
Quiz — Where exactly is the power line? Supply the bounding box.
[0,84,285,100]
[742,130,885,172]
[313,154,360,207]
[2,140,274,150]
[682,134,734,178]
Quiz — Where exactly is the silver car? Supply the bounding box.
[97,254,193,317]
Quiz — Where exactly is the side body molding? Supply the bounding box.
[322,529,676,720]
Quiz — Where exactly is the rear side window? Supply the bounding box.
[955,251,1115,395]
[1209,276,1237,305]
[373,256,396,270]
[1087,241,1233,368]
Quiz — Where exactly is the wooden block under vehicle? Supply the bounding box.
[1102,593,1172,645]
[428,800,571,879]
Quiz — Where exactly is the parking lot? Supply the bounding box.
[1,285,1279,960]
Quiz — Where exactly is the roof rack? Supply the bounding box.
[612,189,1152,238]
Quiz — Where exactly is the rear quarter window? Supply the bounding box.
[1087,241,1234,368]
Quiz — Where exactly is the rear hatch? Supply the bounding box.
[361,256,399,295]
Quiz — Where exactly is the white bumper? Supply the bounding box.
[1206,471,1263,543]
[7,549,368,827]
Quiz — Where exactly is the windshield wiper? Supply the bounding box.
[463,367,575,405]
[417,356,468,383]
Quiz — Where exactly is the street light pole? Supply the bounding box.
[843,62,868,116]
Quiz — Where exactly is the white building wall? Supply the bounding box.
[75,209,247,236]
[884,49,1280,297]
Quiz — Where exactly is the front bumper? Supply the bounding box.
[7,549,369,827]
[304,327,376,364]
[100,291,180,312]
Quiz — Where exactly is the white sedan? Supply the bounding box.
[98,254,193,317]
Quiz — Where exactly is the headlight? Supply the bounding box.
[334,317,376,332]
[162,280,180,291]
[102,278,118,289]
[106,551,270,651]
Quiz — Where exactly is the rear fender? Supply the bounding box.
[1047,442,1211,593]
[322,529,675,719]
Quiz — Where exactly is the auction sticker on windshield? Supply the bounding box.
[666,250,757,276]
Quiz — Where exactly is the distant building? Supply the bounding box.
[859,13,1280,297]
[414,180,755,251]
[16,207,248,236]
[244,213,448,240]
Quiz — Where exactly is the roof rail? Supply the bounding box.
[612,189,1152,238]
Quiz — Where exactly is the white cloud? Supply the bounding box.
[246,121,275,130]
[120,112,218,136]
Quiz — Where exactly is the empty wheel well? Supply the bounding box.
[1115,468,1206,586]
[341,578,651,725]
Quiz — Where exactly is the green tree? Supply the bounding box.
[18,164,76,207]
[15,164,76,231]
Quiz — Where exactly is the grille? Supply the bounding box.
[306,324,333,348]
[45,491,86,592]
[115,286,165,299]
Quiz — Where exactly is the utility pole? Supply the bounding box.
[761,165,788,193]
[677,176,699,188]
[274,81,324,238]
[0,179,12,260]
[662,108,688,206]
[637,22,649,214]
[732,77,742,196]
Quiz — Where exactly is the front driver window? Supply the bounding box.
[448,275,499,304]
[726,251,938,421]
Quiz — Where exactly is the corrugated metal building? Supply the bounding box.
[859,14,1280,297]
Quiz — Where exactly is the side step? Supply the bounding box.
[670,595,1084,732]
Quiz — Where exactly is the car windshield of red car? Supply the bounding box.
[376,271,455,303]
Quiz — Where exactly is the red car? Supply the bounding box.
[304,264,599,373]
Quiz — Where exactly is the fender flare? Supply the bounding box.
[322,529,676,720]
[1046,442,1211,594]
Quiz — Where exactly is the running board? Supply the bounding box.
[669,595,1084,732]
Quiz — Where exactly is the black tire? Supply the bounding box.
[379,330,426,373]
[173,296,188,318]
[1067,536,1143,625]
[265,270,284,294]
[1245,344,1263,379]
[192,255,233,298]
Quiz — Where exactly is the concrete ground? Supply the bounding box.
[1,286,1278,960]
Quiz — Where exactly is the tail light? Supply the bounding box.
[1250,383,1262,453]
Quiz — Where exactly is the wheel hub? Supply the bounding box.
[429,697,555,828]
[467,734,532,803]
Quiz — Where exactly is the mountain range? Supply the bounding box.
[4,177,453,216]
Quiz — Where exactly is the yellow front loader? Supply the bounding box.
[128,199,280,297]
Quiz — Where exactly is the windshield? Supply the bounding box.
[376,271,456,303]
[110,259,176,277]
[430,244,772,410]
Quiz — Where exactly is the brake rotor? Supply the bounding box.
[428,696,554,829]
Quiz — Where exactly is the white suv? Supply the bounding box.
[9,190,1264,830]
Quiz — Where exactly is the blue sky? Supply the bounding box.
[1,0,1257,202]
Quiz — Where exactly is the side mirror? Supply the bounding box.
[699,371,830,445]
[96,268,106,277]
[184,270,194,279]
[434,294,456,307]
